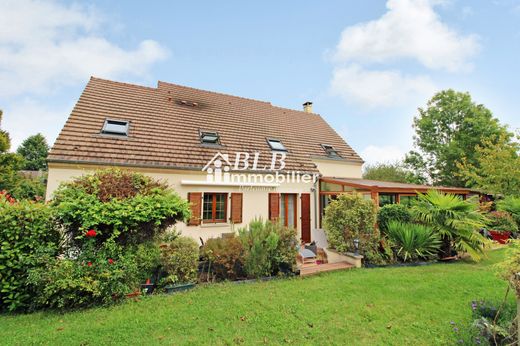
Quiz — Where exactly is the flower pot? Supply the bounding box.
[165,283,196,294]
[141,283,156,295]
[125,290,141,299]
[489,230,511,244]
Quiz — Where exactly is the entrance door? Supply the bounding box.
[300,193,311,243]
[280,194,297,229]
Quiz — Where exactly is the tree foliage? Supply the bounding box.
[405,90,512,187]
[363,162,424,184]
[457,133,520,196]
[16,133,49,171]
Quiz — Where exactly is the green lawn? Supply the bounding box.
[0,249,510,345]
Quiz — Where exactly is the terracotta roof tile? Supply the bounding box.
[49,77,363,172]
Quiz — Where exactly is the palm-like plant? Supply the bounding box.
[412,190,488,261]
[386,221,441,262]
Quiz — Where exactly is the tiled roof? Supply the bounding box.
[48,77,363,173]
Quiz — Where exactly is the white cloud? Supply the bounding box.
[0,0,169,97]
[361,145,405,165]
[331,65,436,108]
[333,0,479,72]
[2,99,72,150]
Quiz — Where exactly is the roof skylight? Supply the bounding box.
[101,119,129,136]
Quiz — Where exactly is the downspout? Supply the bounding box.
[312,174,321,229]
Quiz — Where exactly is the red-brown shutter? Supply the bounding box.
[300,193,311,243]
[230,193,243,224]
[187,192,202,226]
[268,193,280,222]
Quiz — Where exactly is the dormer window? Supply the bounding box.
[101,119,129,136]
[200,130,220,145]
[322,144,340,157]
[267,138,286,151]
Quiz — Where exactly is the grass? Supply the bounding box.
[0,249,511,345]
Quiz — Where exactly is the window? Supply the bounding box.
[399,195,417,207]
[379,193,397,207]
[101,119,129,136]
[200,131,220,145]
[321,144,340,158]
[280,194,297,228]
[267,138,286,151]
[202,193,227,222]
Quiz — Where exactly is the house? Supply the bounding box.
[47,77,472,243]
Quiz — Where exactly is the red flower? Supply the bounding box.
[108,258,114,265]
[85,229,97,237]
[87,261,93,267]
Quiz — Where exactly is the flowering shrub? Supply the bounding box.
[51,169,191,247]
[27,240,140,310]
[0,194,60,312]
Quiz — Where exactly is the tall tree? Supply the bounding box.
[405,90,511,187]
[363,162,425,184]
[17,133,49,171]
[0,110,24,193]
[458,133,520,196]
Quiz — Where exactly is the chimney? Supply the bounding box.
[303,101,313,113]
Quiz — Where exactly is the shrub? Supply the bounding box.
[386,221,441,262]
[323,193,377,253]
[131,241,162,284]
[487,211,518,232]
[159,236,199,284]
[377,204,412,233]
[200,236,246,281]
[412,190,487,261]
[0,194,60,312]
[238,219,298,278]
[27,240,140,310]
[497,196,520,228]
[51,169,191,247]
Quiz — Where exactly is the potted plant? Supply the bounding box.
[140,278,155,295]
[487,211,518,244]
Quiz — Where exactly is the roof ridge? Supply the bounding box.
[90,76,158,91]
[157,80,272,105]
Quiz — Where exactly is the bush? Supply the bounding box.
[386,221,441,262]
[131,241,162,284]
[323,193,377,253]
[497,197,520,228]
[51,169,191,247]
[487,211,518,232]
[0,194,60,312]
[377,204,412,233]
[200,236,246,281]
[27,240,140,310]
[238,219,298,278]
[159,236,199,284]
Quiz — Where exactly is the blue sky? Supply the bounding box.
[1,0,519,164]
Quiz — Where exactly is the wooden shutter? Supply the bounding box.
[300,193,311,243]
[187,192,202,226]
[268,193,280,222]
[230,193,243,224]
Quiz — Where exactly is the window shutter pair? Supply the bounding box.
[187,192,243,225]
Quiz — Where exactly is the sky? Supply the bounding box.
[1,0,519,165]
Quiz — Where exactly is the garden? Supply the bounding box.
[2,168,520,345]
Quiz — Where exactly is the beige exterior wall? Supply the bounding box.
[46,163,317,242]
[312,158,363,179]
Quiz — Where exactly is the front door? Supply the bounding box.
[280,194,297,229]
[300,193,311,243]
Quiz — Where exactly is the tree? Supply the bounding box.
[363,162,425,184]
[0,110,24,194]
[405,90,512,187]
[457,133,520,196]
[16,134,49,171]
[412,190,488,261]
